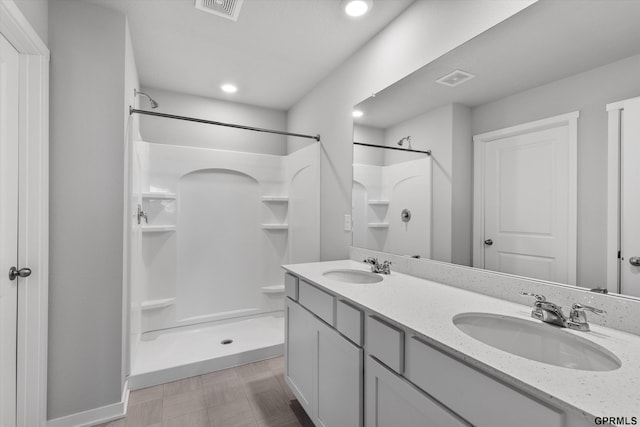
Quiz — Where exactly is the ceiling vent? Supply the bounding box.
[435,70,475,87]
[195,0,244,21]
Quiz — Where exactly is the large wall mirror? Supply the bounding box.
[352,0,640,298]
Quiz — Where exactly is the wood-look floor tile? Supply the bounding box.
[162,409,209,427]
[125,399,163,427]
[207,398,257,427]
[266,357,284,375]
[245,384,293,424]
[203,379,246,408]
[235,361,273,384]
[162,390,206,420]
[163,376,202,397]
[201,367,238,387]
[129,385,164,406]
[275,375,296,401]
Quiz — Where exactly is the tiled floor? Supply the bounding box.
[95,356,313,427]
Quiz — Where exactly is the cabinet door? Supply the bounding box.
[285,298,315,415]
[315,320,363,427]
[365,357,470,427]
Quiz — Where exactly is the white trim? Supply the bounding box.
[473,111,579,285]
[47,382,129,427]
[606,104,622,293]
[0,2,49,426]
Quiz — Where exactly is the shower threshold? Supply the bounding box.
[129,312,284,390]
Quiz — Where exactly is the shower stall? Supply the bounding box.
[126,109,319,389]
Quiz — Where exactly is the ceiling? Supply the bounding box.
[83,0,414,111]
[355,0,640,128]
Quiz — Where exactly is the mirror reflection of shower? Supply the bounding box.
[134,88,159,109]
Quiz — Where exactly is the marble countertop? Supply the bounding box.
[283,259,640,421]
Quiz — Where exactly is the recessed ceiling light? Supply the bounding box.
[221,83,238,93]
[352,110,364,118]
[343,0,371,17]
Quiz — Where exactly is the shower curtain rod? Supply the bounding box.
[353,141,432,156]
[129,107,321,142]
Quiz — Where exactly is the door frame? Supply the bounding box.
[472,111,578,285]
[606,96,640,293]
[0,2,49,425]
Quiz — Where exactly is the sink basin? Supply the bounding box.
[322,269,383,284]
[453,313,621,371]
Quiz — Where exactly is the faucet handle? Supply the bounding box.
[364,257,378,264]
[520,292,546,302]
[571,303,606,315]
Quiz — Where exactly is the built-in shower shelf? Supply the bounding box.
[261,196,289,203]
[142,192,176,200]
[260,285,285,294]
[368,200,390,206]
[142,225,177,233]
[368,223,390,228]
[261,224,289,230]
[141,298,176,311]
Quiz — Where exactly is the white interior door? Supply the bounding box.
[620,98,640,297]
[478,118,576,284]
[0,33,20,427]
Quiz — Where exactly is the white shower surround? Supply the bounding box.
[353,156,432,258]
[135,140,319,332]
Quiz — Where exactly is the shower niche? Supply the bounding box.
[133,141,319,335]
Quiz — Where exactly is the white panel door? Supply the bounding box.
[620,98,640,297]
[483,126,571,283]
[0,33,20,427]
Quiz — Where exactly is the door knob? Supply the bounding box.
[9,267,32,281]
[629,257,640,267]
[484,239,493,246]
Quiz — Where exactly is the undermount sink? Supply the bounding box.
[322,269,383,284]
[453,313,621,371]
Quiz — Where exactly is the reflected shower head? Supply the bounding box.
[397,136,411,147]
[134,89,159,109]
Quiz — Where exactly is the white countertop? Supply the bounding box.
[283,260,640,420]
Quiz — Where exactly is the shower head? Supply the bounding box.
[397,136,411,147]
[134,89,159,109]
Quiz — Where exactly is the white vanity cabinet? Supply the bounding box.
[365,356,470,427]
[284,274,363,427]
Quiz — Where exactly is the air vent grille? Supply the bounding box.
[195,0,244,21]
[435,70,475,87]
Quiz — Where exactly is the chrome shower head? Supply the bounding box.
[134,89,159,109]
[397,136,411,146]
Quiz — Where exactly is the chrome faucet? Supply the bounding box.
[364,257,392,274]
[520,292,605,332]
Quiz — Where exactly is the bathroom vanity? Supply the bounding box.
[282,260,640,427]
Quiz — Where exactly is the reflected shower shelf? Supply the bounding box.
[142,192,176,200]
[261,196,289,203]
[142,225,176,233]
[368,200,390,206]
[368,223,390,228]
[261,285,285,294]
[261,224,289,230]
[141,298,176,311]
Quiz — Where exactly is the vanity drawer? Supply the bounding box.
[366,316,404,373]
[405,337,563,427]
[284,273,299,301]
[298,279,335,326]
[336,300,363,346]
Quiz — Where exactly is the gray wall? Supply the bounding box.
[14,0,48,44]
[48,0,126,419]
[287,0,535,261]
[139,87,287,155]
[471,53,640,289]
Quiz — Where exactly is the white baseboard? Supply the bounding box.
[48,382,129,427]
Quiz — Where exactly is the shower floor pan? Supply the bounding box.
[129,313,284,390]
